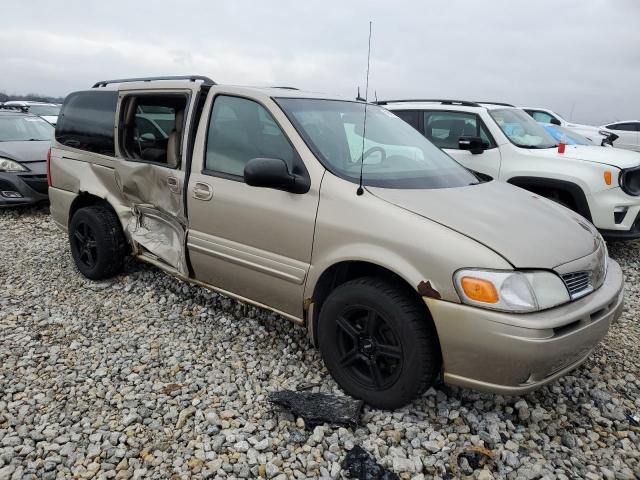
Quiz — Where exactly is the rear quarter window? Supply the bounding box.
[55,91,118,156]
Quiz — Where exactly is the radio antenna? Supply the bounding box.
[357,21,372,196]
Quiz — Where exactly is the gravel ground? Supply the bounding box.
[1,204,639,480]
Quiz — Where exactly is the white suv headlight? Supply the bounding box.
[0,157,28,172]
[454,269,570,313]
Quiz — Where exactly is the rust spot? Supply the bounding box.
[417,281,441,299]
[449,445,498,479]
[303,297,314,310]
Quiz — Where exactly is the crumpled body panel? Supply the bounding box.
[126,205,188,275]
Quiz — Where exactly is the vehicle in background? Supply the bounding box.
[48,77,624,408]
[0,110,53,206]
[2,101,61,125]
[599,121,640,152]
[382,100,640,240]
[543,123,596,146]
[521,107,608,146]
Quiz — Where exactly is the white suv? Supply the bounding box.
[381,100,640,240]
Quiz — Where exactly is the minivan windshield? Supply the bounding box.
[275,98,478,189]
[0,115,54,142]
[490,108,558,149]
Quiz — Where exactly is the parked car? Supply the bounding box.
[0,110,53,206]
[599,121,640,152]
[49,77,624,408]
[382,100,640,240]
[542,123,596,146]
[521,106,608,145]
[2,101,61,125]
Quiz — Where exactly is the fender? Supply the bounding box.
[507,176,592,221]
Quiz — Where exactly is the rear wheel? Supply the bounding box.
[69,205,127,280]
[318,277,441,409]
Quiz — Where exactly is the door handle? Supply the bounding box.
[192,182,213,201]
[167,176,181,194]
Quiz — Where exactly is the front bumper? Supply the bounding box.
[589,186,640,240]
[426,259,624,395]
[0,172,48,207]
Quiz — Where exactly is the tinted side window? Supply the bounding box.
[205,95,295,177]
[607,122,638,132]
[423,111,494,150]
[392,110,421,131]
[55,91,117,156]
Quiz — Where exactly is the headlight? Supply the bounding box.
[0,157,28,172]
[620,165,640,196]
[454,269,570,313]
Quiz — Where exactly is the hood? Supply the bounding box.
[0,140,50,163]
[40,115,58,125]
[565,122,599,131]
[530,144,640,169]
[368,181,599,270]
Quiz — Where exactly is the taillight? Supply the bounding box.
[47,148,52,187]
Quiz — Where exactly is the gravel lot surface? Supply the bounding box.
[1,205,639,480]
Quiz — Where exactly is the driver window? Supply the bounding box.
[423,111,494,150]
[205,95,295,177]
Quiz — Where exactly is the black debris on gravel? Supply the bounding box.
[341,445,400,480]
[269,390,363,429]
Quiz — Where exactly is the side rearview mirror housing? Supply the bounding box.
[549,118,562,126]
[244,158,310,194]
[458,136,484,155]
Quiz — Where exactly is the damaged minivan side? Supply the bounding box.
[49,76,624,409]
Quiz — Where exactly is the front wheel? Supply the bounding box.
[318,277,441,409]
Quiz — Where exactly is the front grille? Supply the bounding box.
[20,174,48,194]
[561,271,592,299]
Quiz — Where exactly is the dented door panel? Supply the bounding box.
[108,87,198,272]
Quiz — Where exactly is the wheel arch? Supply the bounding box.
[68,192,121,227]
[306,260,439,349]
[507,176,592,221]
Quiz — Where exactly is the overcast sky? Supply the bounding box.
[2,0,639,124]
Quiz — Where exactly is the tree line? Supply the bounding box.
[0,91,66,103]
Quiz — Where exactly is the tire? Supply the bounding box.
[69,205,127,280]
[318,276,441,409]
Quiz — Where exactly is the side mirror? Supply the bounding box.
[550,118,562,126]
[244,158,310,194]
[458,136,484,155]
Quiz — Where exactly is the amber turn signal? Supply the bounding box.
[460,277,499,304]
[604,170,612,186]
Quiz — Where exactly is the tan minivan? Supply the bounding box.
[48,76,624,409]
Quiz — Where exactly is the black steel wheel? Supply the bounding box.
[318,276,441,409]
[334,305,404,390]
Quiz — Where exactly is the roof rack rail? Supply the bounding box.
[375,99,481,107]
[475,101,515,107]
[92,75,216,88]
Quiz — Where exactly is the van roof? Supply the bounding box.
[89,76,351,102]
